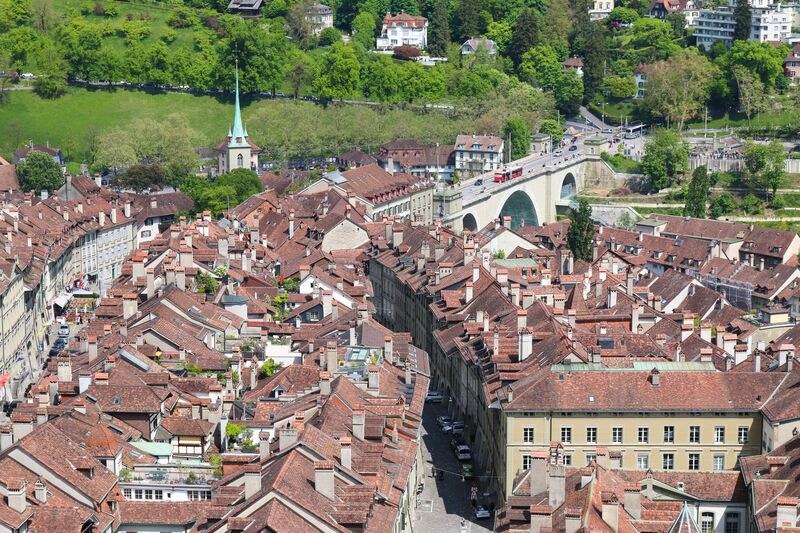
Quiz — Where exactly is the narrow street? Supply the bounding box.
[415,401,494,533]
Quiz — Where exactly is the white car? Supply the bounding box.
[474,506,491,519]
[602,127,614,134]
[425,391,444,403]
[436,415,451,427]
[57,325,70,337]
[455,444,472,461]
[554,149,563,156]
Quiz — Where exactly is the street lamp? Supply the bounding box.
[598,102,607,127]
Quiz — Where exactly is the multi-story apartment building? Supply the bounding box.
[693,0,791,48]
[376,12,428,50]
[501,365,785,497]
[453,135,504,177]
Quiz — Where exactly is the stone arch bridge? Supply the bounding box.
[436,156,611,234]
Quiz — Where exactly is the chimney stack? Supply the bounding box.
[352,410,365,440]
[243,464,261,500]
[602,493,620,533]
[314,460,336,500]
[279,427,298,452]
[122,293,138,320]
[339,436,352,470]
[87,336,98,362]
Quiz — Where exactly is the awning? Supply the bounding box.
[0,373,9,387]
[52,292,73,309]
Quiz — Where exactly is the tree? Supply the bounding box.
[217,17,288,94]
[709,193,735,219]
[683,165,711,218]
[30,0,55,32]
[741,193,764,215]
[582,22,608,101]
[33,41,68,99]
[567,198,594,262]
[114,164,166,192]
[510,8,542,66]
[17,151,63,193]
[640,130,689,191]
[285,50,313,99]
[733,0,751,42]
[216,168,263,201]
[0,52,12,104]
[313,42,360,100]
[287,0,315,48]
[743,139,786,200]
[319,27,342,46]
[602,76,637,99]
[427,0,450,57]
[456,0,482,42]
[260,358,283,377]
[503,117,530,161]
[724,40,787,90]
[641,49,716,131]
[519,45,561,90]
[363,55,400,101]
[732,66,767,127]
[555,70,584,115]
[539,119,563,143]
[351,11,376,50]
[628,18,680,62]
[608,7,639,24]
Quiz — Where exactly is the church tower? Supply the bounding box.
[217,64,261,174]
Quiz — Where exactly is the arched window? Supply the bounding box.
[237,154,244,168]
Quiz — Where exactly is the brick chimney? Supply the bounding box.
[326,341,338,373]
[57,356,72,382]
[6,480,27,514]
[367,365,380,391]
[384,336,394,364]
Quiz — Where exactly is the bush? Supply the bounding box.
[771,195,787,209]
[741,194,764,215]
[318,27,341,46]
[393,45,421,60]
[710,193,735,219]
[161,28,177,43]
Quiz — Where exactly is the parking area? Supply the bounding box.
[415,400,494,533]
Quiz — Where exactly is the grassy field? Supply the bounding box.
[634,206,684,216]
[0,87,475,162]
[52,0,197,53]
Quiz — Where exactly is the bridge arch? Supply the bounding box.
[560,172,577,199]
[499,190,539,229]
[462,213,478,233]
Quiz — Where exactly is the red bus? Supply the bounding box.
[493,166,523,183]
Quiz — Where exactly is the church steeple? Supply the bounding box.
[228,60,250,148]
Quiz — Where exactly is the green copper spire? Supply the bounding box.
[228,61,250,148]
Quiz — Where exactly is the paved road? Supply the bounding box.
[415,402,494,533]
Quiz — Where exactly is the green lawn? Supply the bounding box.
[0,87,475,162]
[588,99,641,126]
[634,206,684,216]
[0,88,231,160]
[53,0,197,53]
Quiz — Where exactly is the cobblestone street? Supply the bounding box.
[415,402,494,533]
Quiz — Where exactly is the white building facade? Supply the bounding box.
[376,12,428,50]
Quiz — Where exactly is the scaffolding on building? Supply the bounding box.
[689,269,753,312]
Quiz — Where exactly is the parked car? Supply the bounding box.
[437,415,452,427]
[554,149,563,156]
[474,178,483,186]
[602,127,614,134]
[461,463,475,479]
[450,436,466,450]
[455,444,472,461]
[568,145,578,151]
[474,506,491,519]
[57,324,70,337]
[442,420,463,434]
[425,391,444,403]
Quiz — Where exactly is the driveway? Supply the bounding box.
[415,402,494,533]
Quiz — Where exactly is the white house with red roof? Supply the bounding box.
[376,12,428,50]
